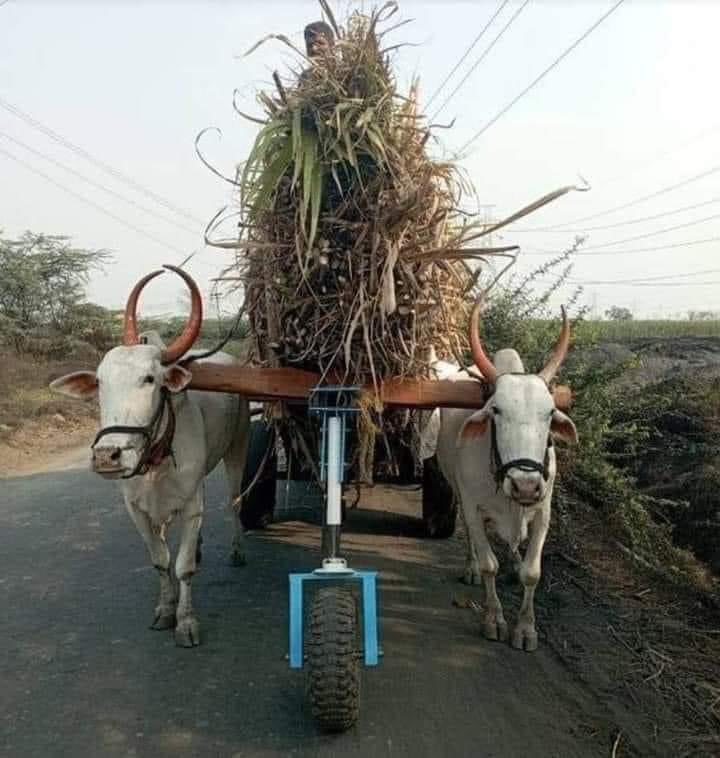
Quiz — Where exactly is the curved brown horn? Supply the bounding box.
[469,297,497,385]
[160,264,203,364]
[538,306,571,384]
[123,269,164,346]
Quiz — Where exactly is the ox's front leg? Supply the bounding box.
[174,491,203,648]
[124,502,177,630]
[460,496,507,642]
[512,509,550,652]
[457,507,482,585]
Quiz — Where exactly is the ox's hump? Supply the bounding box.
[493,349,525,376]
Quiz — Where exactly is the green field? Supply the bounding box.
[578,320,720,341]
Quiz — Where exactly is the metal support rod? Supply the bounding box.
[322,525,341,560]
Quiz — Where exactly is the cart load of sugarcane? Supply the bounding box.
[206,1,584,480]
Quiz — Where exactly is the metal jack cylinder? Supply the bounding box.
[309,386,358,574]
[322,417,345,568]
[326,416,343,526]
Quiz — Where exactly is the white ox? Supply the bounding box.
[51,266,250,648]
[433,301,577,651]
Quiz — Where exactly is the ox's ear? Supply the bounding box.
[552,384,573,412]
[550,409,578,444]
[163,364,192,393]
[49,371,98,400]
[457,407,492,445]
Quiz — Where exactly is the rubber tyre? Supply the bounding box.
[239,420,278,530]
[306,587,360,732]
[422,455,457,539]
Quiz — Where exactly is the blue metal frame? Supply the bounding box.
[288,570,379,669]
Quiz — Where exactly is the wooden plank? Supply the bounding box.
[187,363,573,411]
[186,363,489,409]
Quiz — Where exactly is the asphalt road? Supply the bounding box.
[0,465,625,758]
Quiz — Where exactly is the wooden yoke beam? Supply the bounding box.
[186,363,573,411]
[187,363,488,409]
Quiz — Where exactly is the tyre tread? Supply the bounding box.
[306,587,360,732]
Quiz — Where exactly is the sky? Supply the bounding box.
[1,0,719,319]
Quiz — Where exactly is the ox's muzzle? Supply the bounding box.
[91,441,139,479]
[91,388,175,479]
[491,421,552,506]
[505,467,546,506]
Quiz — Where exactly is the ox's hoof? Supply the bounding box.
[461,564,482,586]
[151,605,177,631]
[175,616,200,647]
[229,549,247,567]
[481,615,508,642]
[511,624,538,652]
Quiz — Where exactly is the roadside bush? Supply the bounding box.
[138,315,250,349]
[480,244,717,591]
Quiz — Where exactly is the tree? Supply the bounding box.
[605,305,633,321]
[0,231,112,351]
[688,310,718,321]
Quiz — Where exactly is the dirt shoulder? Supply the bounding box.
[0,351,98,478]
[0,414,95,478]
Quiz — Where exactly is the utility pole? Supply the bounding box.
[478,203,497,248]
[212,289,223,339]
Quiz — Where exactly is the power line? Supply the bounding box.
[533,164,720,230]
[0,95,206,225]
[0,131,201,237]
[425,0,511,111]
[569,267,720,284]
[459,0,627,152]
[509,197,720,233]
[577,280,720,287]
[430,0,527,121]
[536,272,720,287]
[599,122,720,188]
[524,236,720,256]
[0,145,193,257]
[580,211,720,251]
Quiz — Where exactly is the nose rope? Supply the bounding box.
[92,387,177,478]
[490,419,552,494]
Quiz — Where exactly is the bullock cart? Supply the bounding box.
[186,362,570,731]
[187,362,489,731]
[194,2,579,727]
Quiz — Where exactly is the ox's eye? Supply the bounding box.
[494,407,502,416]
[143,375,155,385]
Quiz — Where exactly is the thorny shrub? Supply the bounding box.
[480,243,717,591]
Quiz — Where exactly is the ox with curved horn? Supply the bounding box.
[123,264,203,364]
[50,264,250,648]
[432,295,578,652]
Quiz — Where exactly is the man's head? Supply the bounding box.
[304,21,335,58]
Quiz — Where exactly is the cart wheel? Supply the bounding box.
[240,420,277,530]
[306,587,360,732]
[422,455,457,539]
